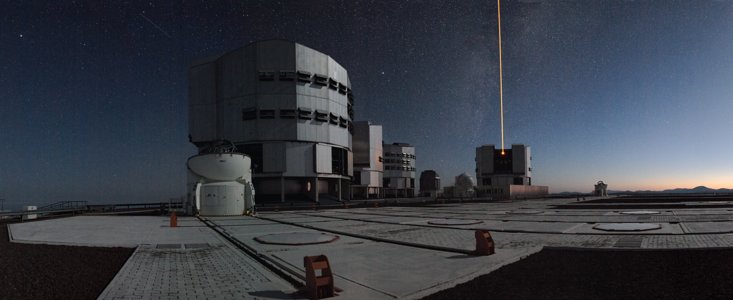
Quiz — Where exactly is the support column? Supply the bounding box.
[280,176,285,203]
[338,178,342,201]
[313,177,319,203]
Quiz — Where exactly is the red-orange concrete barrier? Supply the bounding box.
[304,255,334,299]
[473,230,495,256]
[170,211,178,228]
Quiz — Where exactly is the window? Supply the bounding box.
[297,107,312,120]
[296,70,312,83]
[313,74,328,86]
[242,108,257,120]
[338,83,347,94]
[280,109,296,119]
[514,177,524,185]
[279,70,295,81]
[339,116,348,128]
[483,178,491,186]
[258,71,275,81]
[328,78,338,90]
[331,147,347,176]
[329,113,338,125]
[259,109,275,119]
[314,110,328,122]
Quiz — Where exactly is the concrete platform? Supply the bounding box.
[7,196,733,299]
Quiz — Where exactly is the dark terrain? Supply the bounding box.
[0,220,134,300]
[423,247,733,300]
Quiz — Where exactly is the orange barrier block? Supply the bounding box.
[473,230,495,256]
[304,255,334,299]
[170,211,178,228]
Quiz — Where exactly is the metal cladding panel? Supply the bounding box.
[295,44,329,99]
[217,48,248,99]
[262,143,285,173]
[347,150,353,176]
[370,125,383,169]
[198,182,245,216]
[511,144,527,175]
[352,121,370,165]
[216,99,238,140]
[189,104,217,142]
[283,142,315,177]
[314,144,332,174]
[476,145,495,175]
[256,94,297,141]
[189,62,217,106]
[256,41,296,95]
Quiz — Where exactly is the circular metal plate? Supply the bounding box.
[427,219,483,225]
[593,223,662,231]
[254,232,339,245]
[620,210,661,215]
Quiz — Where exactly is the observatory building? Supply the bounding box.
[419,170,441,198]
[188,40,354,202]
[475,144,548,199]
[351,121,384,199]
[383,142,416,198]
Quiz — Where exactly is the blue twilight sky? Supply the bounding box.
[1,1,732,209]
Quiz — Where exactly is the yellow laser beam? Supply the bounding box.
[497,0,505,155]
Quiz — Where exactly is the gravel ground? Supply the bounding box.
[0,220,134,300]
[423,248,733,300]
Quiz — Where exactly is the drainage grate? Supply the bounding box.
[156,244,182,249]
[614,236,644,248]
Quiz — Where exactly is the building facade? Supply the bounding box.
[188,40,354,202]
[419,170,441,197]
[351,121,384,199]
[382,143,416,197]
[475,144,548,198]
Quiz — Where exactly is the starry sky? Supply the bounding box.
[2,1,733,209]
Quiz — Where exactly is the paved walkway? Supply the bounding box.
[98,243,296,300]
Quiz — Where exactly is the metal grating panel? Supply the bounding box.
[614,236,644,248]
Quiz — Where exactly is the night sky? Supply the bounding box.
[2,1,733,209]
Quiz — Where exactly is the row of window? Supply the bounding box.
[258,70,354,100]
[242,107,353,132]
[383,158,413,165]
[385,166,416,171]
[384,152,415,159]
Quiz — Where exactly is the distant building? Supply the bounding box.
[188,40,354,203]
[351,121,384,199]
[453,173,475,197]
[419,170,441,198]
[383,142,416,197]
[594,181,608,197]
[475,144,548,199]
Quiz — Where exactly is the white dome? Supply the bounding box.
[187,153,251,181]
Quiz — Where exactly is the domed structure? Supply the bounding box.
[454,173,475,197]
